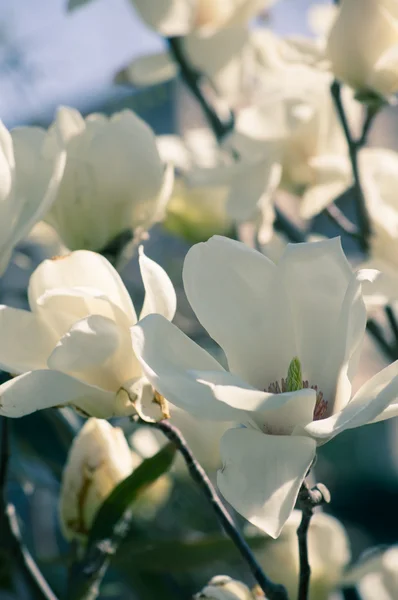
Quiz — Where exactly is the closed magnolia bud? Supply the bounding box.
[45,106,171,252]
[326,0,398,100]
[195,576,256,600]
[59,418,134,540]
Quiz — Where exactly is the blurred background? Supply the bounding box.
[1,1,398,599]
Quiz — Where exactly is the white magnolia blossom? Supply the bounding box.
[44,106,172,252]
[129,0,276,37]
[327,0,398,100]
[0,122,65,276]
[251,510,351,600]
[59,418,134,540]
[158,129,279,242]
[132,236,398,538]
[342,546,398,600]
[0,248,176,419]
[226,63,361,222]
[195,575,256,600]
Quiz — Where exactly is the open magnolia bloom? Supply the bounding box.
[132,236,398,537]
[158,129,279,243]
[342,546,398,600]
[0,248,176,420]
[327,0,398,101]
[0,121,65,276]
[250,510,351,600]
[225,62,361,222]
[43,106,172,252]
[60,418,172,541]
[129,0,277,37]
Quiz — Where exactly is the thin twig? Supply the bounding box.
[385,305,398,350]
[358,105,379,148]
[324,202,360,239]
[150,420,288,600]
[367,319,397,361]
[65,509,133,600]
[296,482,330,600]
[330,81,372,252]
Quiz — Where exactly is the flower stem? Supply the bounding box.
[296,482,330,600]
[330,82,380,252]
[151,420,288,600]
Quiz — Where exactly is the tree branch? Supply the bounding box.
[150,420,288,600]
[296,482,330,600]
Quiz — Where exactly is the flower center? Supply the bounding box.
[266,357,328,421]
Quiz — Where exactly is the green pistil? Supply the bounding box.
[286,357,303,392]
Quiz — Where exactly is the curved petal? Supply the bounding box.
[302,359,398,442]
[47,315,121,372]
[116,53,178,87]
[279,238,364,413]
[197,376,316,434]
[138,247,176,322]
[0,370,116,418]
[28,251,136,324]
[132,314,246,421]
[183,235,295,390]
[217,428,316,538]
[0,306,56,373]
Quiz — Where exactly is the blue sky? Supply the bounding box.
[0,0,328,126]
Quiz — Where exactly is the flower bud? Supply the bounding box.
[326,0,398,100]
[45,106,171,252]
[59,418,134,540]
[196,576,256,600]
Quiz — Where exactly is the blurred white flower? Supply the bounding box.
[44,106,172,252]
[251,510,351,600]
[226,63,360,221]
[60,419,172,541]
[60,418,134,540]
[129,0,277,37]
[132,236,398,538]
[342,546,398,600]
[0,247,176,419]
[327,0,398,100]
[158,129,279,242]
[0,123,65,276]
[196,575,256,600]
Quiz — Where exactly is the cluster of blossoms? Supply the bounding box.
[2,0,398,599]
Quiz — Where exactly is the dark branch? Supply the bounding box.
[150,420,288,600]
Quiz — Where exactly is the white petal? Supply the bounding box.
[199,378,316,434]
[0,370,116,418]
[183,235,295,390]
[217,428,316,538]
[47,315,121,372]
[117,53,178,87]
[28,251,137,324]
[0,306,56,373]
[132,314,245,420]
[303,359,398,442]
[138,247,176,321]
[279,238,363,413]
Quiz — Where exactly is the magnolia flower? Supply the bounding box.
[342,546,398,600]
[327,0,398,100]
[0,248,176,420]
[226,64,361,221]
[132,236,398,537]
[196,575,256,600]
[158,129,279,243]
[0,122,65,276]
[251,510,351,600]
[60,418,134,540]
[129,0,276,37]
[44,106,172,252]
[60,419,172,541]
